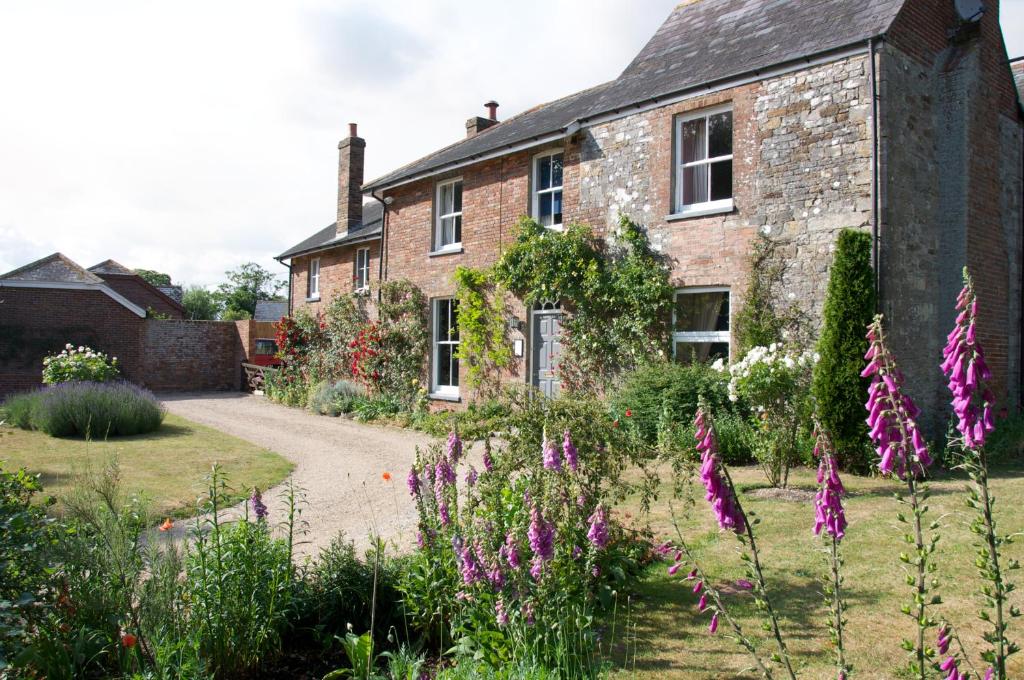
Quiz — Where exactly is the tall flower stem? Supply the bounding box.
[724,468,797,680]
[828,536,847,677]
[905,475,929,680]
[669,508,773,680]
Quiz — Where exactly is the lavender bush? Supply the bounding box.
[3,381,165,437]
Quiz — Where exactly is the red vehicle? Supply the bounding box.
[251,338,282,367]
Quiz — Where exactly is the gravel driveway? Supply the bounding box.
[160,392,431,560]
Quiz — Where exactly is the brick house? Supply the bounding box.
[86,259,186,319]
[279,0,1023,427]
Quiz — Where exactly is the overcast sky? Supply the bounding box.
[2,1,1023,288]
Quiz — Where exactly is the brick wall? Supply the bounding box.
[0,286,264,397]
[95,274,185,318]
[138,320,243,392]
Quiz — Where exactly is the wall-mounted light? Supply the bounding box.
[507,315,523,332]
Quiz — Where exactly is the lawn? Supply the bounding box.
[0,412,294,519]
[610,463,1024,679]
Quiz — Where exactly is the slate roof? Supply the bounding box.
[255,300,289,321]
[87,259,135,275]
[363,0,906,191]
[0,252,104,284]
[277,201,384,260]
[1012,58,1024,105]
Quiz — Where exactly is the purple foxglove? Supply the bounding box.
[250,489,268,521]
[527,504,554,563]
[587,506,610,549]
[694,408,744,532]
[407,466,420,497]
[562,429,579,471]
[542,437,562,471]
[446,430,463,463]
[813,431,848,541]
[942,271,995,449]
[709,612,719,634]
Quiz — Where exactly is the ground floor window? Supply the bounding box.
[672,287,730,364]
[355,247,371,291]
[432,298,460,396]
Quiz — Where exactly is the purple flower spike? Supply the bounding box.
[587,506,609,549]
[542,437,562,471]
[735,579,754,591]
[446,430,463,463]
[694,408,744,532]
[562,430,579,471]
[482,448,494,472]
[942,271,996,449]
[528,504,555,564]
[407,466,420,497]
[709,612,719,634]
[250,489,268,521]
[813,431,848,541]
[864,318,932,480]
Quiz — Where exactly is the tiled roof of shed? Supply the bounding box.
[277,201,384,260]
[363,0,906,191]
[87,259,135,275]
[0,252,104,284]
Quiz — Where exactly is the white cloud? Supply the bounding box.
[0,1,1021,286]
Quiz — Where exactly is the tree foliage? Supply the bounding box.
[812,229,876,472]
[133,269,172,286]
[216,263,284,319]
[494,215,673,393]
[182,286,221,320]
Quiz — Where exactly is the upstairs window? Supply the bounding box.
[307,257,320,299]
[435,178,463,251]
[673,287,730,364]
[355,247,371,291]
[675,106,733,216]
[532,150,563,229]
[432,298,460,397]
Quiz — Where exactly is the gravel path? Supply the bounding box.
[160,392,431,560]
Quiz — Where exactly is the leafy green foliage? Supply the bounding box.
[732,233,810,353]
[182,285,222,320]
[216,262,284,319]
[42,344,119,384]
[4,382,165,438]
[453,266,512,395]
[812,229,875,472]
[494,215,673,393]
[376,279,429,400]
[134,269,172,286]
[308,380,366,416]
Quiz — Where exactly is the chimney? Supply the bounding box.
[337,122,365,236]
[465,101,500,138]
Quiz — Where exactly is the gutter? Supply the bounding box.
[369,191,390,304]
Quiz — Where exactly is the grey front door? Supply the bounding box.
[532,311,563,398]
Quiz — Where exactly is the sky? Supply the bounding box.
[1,0,1023,288]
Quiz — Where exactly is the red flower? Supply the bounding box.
[613,420,620,428]
[625,409,632,417]
[382,471,392,481]
[121,632,137,649]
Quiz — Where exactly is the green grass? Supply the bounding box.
[608,464,1024,679]
[0,412,293,519]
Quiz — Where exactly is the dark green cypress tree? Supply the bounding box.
[812,229,876,472]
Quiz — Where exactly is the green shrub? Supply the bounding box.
[3,382,165,438]
[41,344,119,384]
[308,380,366,416]
[985,411,1024,463]
[812,229,876,472]
[610,361,731,446]
[352,394,403,422]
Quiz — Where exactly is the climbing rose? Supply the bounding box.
[863,317,931,479]
[694,408,744,532]
[587,506,609,549]
[813,431,848,541]
[562,429,579,471]
[941,271,995,449]
[542,437,562,471]
[250,489,268,521]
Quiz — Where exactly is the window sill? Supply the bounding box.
[305,295,321,302]
[666,201,734,221]
[429,245,464,257]
[428,392,461,402]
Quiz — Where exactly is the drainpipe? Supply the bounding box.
[868,37,882,309]
[370,191,390,305]
[274,257,293,317]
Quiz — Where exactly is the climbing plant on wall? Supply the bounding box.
[493,214,673,393]
[453,265,512,395]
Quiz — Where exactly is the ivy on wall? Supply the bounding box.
[732,231,811,353]
[491,214,674,394]
[453,265,512,396]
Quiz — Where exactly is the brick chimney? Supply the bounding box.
[465,101,499,138]
[337,122,365,236]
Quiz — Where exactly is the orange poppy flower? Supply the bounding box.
[159,518,174,532]
[382,471,392,481]
[121,632,137,649]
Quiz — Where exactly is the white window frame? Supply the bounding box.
[355,247,371,292]
[433,177,463,253]
[532,149,564,230]
[431,298,460,398]
[307,257,320,299]
[672,286,730,362]
[674,104,734,217]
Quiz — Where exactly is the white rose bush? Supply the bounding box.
[42,343,120,384]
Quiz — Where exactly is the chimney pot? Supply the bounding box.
[485,100,499,121]
[348,122,358,137]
